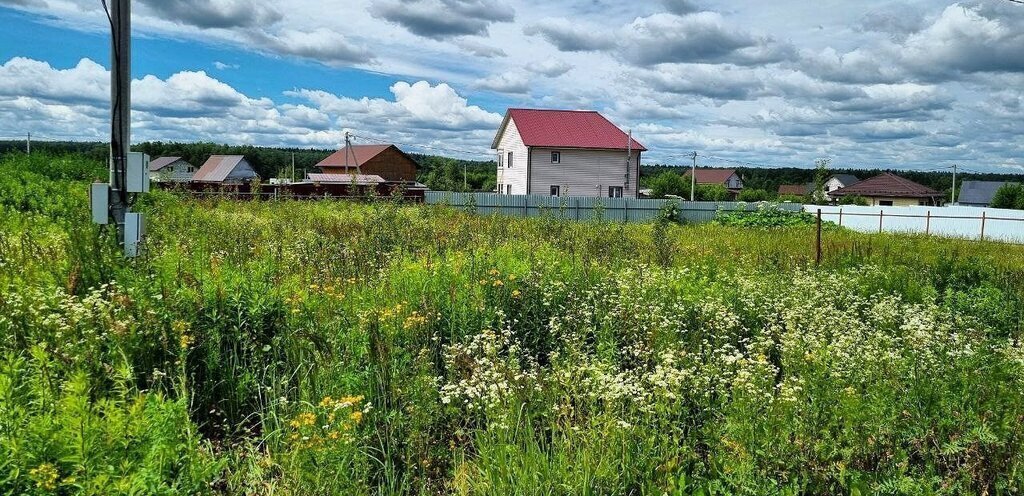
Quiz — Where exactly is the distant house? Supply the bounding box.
[192,155,259,184]
[306,173,386,185]
[824,174,860,199]
[958,180,1018,207]
[778,184,811,197]
[149,156,195,182]
[314,144,418,182]
[830,172,943,206]
[683,168,744,198]
[491,108,646,198]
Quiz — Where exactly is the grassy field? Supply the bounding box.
[2,152,1024,495]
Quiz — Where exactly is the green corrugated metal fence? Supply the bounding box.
[424,192,803,223]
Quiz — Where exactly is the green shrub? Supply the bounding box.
[713,202,823,228]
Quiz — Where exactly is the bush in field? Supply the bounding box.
[736,188,772,202]
[713,202,822,227]
[647,171,689,198]
[838,194,870,206]
[991,183,1024,210]
[697,183,730,201]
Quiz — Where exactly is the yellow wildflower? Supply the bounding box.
[350,411,363,423]
[30,463,59,491]
[492,280,504,287]
[511,289,521,298]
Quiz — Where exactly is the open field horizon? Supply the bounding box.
[2,152,1024,494]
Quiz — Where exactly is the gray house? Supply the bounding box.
[958,180,1018,207]
[192,155,259,184]
[149,156,195,182]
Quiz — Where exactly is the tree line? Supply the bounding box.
[4,140,1021,205]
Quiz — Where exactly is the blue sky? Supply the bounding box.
[0,0,1022,172]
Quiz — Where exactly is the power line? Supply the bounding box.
[349,133,493,158]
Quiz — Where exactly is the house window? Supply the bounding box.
[506,184,512,195]
[550,185,560,196]
[507,152,513,168]
[496,183,501,194]
[551,151,560,164]
[497,152,503,168]
[608,186,623,198]
[879,200,893,206]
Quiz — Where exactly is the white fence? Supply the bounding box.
[426,192,802,223]
[807,205,1024,244]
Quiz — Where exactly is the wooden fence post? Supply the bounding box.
[838,208,843,227]
[815,209,822,266]
[981,211,987,241]
[878,210,884,233]
[925,210,931,235]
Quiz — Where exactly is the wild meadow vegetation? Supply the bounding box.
[2,152,1024,495]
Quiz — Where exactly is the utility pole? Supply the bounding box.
[690,151,697,202]
[90,0,148,258]
[291,152,295,182]
[463,162,467,192]
[109,0,130,234]
[950,164,957,204]
[25,132,30,155]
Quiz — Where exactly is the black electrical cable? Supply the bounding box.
[100,0,131,207]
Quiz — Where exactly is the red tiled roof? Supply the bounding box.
[830,172,942,198]
[492,109,647,151]
[316,145,392,168]
[193,155,247,182]
[683,168,737,185]
[307,173,386,185]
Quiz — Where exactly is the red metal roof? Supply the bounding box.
[778,184,810,196]
[316,145,392,168]
[149,156,184,172]
[830,172,941,198]
[193,155,247,182]
[683,168,737,185]
[492,109,647,151]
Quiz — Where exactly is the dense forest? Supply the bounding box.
[3,140,1019,197]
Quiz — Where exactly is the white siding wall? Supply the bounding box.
[727,174,743,189]
[494,120,529,194]
[155,161,195,182]
[529,147,639,198]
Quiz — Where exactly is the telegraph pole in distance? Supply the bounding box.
[950,164,957,204]
[109,0,130,235]
[690,151,697,201]
[26,132,30,155]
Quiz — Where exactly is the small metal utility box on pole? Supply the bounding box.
[91,0,148,257]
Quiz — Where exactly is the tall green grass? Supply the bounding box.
[1,152,1023,494]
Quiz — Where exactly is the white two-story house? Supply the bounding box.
[491,108,646,198]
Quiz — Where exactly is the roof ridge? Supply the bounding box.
[509,108,599,113]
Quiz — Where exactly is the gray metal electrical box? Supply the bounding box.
[124,212,144,257]
[90,183,109,224]
[126,152,150,193]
